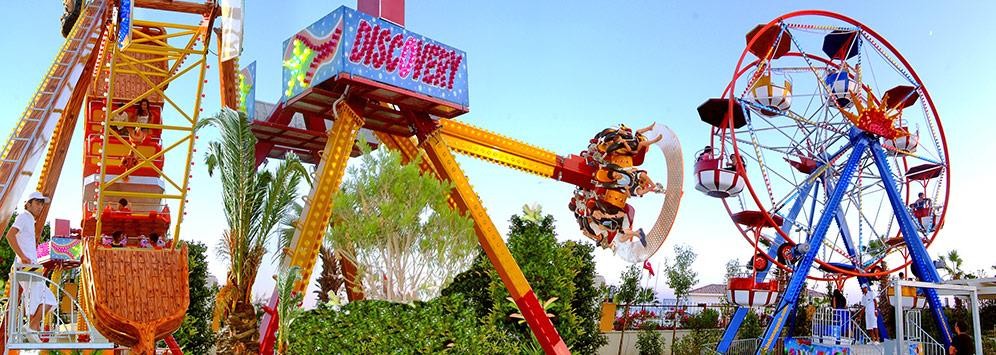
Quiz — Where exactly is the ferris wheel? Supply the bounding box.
[696,11,955,353]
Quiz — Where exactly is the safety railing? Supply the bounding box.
[903,309,945,355]
[5,263,113,350]
[701,337,786,355]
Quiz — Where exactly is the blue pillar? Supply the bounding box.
[715,180,815,353]
[821,176,890,339]
[868,141,952,348]
[755,135,869,354]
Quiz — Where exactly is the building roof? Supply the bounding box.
[689,283,727,295]
[688,283,829,298]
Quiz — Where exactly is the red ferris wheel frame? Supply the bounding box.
[713,10,951,280]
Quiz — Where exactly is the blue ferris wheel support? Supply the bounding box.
[743,129,952,354]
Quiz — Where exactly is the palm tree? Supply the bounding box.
[197,109,306,354]
[276,266,305,354]
[939,250,966,280]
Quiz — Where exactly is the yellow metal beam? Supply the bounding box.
[417,126,569,354]
[285,101,365,294]
[438,119,558,178]
[95,14,211,242]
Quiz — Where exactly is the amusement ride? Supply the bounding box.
[694,11,954,354]
[0,0,685,354]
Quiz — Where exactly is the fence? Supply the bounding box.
[613,303,732,330]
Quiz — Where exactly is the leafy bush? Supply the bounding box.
[287,294,519,354]
[636,322,665,355]
[173,241,217,354]
[738,310,763,340]
[614,309,661,330]
[441,210,606,353]
[671,329,721,355]
[682,308,719,330]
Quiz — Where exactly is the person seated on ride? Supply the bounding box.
[150,232,167,249]
[101,234,114,247]
[697,146,713,162]
[591,207,647,247]
[126,100,150,145]
[111,231,127,248]
[910,192,932,211]
[631,170,664,197]
[608,124,662,157]
[117,198,131,212]
[725,154,746,172]
[139,235,152,248]
[110,104,131,136]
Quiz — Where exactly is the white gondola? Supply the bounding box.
[825,71,857,108]
[727,277,779,307]
[694,156,745,198]
[749,71,792,116]
[884,133,919,154]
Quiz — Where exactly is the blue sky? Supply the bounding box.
[2,1,994,304]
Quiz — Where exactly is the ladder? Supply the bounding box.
[0,0,108,224]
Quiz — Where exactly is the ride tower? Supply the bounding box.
[0,0,221,353]
[693,11,952,354]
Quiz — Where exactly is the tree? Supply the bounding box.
[616,264,642,355]
[440,248,494,319]
[327,144,476,302]
[313,245,345,303]
[440,207,606,353]
[276,266,305,354]
[664,244,698,355]
[197,108,307,354]
[172,241,217,354]
[939,250,966,280]
[564,241,609,354]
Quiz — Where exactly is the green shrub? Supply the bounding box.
[441,210,607,353]
[671,329,721,355]
[636,322,665,355]
[682,308,719,330]
[738,309,763,340]
[287,294,519,354]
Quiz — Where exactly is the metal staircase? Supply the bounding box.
[4,264,114,351]
[0,0,107,224]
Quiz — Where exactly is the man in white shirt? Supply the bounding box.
[5,191,58,339]
[861,284,880,343]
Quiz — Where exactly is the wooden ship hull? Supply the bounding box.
[80,240,189,353]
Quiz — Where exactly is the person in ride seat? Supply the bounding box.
[4,192,58,341]
[150,232,167,249]
[117,198,131,212]
[631,170,664,197]
[128,99,151,145]
[111,231,127,248]
[725,154,746,171]
[910,192,932,211]
[698,146,713,161]
[110,104,131,136]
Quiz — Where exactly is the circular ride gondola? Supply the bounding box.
[570,123,683,267]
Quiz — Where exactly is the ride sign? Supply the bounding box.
[281,6,469,108]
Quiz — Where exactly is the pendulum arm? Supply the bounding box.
[868,140,952,348]
[414,115,570,355]
[717,179,814,352]
[34,26,107,231]
[756,135,869,354]
[258,100,364,355]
